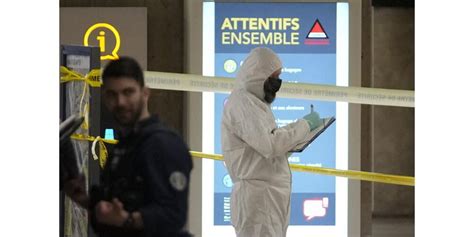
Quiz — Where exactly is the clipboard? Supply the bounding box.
[290,116,336,152]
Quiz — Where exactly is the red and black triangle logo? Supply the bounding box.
[305,19,330,45]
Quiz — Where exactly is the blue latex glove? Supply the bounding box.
[303,112,322,131]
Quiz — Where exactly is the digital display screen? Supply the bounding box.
[202,2,349,236]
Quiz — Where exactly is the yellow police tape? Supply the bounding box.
[60,66,102,87]
[59,66,414,107]
[70,134,118,145]
[70,134,118,169]
[60,67,102,130]
[144,71,415,107]
[65,136,414,186]
[190,151,415,186]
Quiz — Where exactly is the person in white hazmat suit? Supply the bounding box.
[221,47,322,237]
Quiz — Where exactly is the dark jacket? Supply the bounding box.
[91,116,193,237]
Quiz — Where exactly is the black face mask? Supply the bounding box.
[263,77,282,104]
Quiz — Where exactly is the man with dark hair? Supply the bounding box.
[64,57,193,237]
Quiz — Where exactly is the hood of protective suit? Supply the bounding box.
[235,47,282,101]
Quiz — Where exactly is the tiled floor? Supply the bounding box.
[371,217,414,237]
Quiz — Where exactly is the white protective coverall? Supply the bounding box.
[221,47,311,237]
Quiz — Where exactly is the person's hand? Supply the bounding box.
[95,198,129,227]
[63,175,89,208]
[303,112,322,131]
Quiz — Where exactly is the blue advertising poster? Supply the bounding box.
[212,2,338,226]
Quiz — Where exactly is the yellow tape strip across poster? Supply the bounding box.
[144,71,414,107]
[67,137,414,186]
[60,67,414,107]
[60,66,102,87]
[190,151,415,186]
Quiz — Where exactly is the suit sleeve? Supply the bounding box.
[228,98,311,159]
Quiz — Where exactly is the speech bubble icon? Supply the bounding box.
[83,23,121,61]
[303,198,328,221]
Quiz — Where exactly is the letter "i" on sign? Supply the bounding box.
[97,31,106,52]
